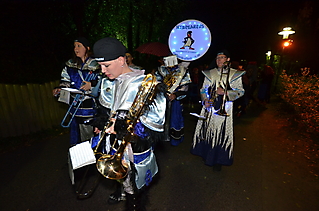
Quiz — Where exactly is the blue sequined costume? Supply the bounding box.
[59,57,100,145]
[91,68,166,193]
[155,63,192,146]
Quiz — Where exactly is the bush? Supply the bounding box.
[279,71,319,137]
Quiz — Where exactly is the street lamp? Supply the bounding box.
[266,50,272,65]
[266,51,271,57]
[274,27,296,91]
[278,27,295,39]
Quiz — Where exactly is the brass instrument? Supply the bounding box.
[95,74,158,180]
[162,55,178,93]
[203,61,231,119]
[207,70,223,108]
[163,71,177,91]
[215,61,231,116]
[93,112,116,156]
[61,72,96,128]
[74,112,116,199]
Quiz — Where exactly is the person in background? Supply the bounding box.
[191,50,245,171]
[126,52,142,70]
[235,63,250,117]
[52,37,100,146]
[246,61,258,99]
[257,64,274,104]
[91,37,166,210]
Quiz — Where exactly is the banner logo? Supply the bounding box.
[168,19,211,61]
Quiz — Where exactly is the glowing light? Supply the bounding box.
[278,27,295,39]
[283,40,293,48]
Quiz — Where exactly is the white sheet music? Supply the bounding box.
[58,89,70,104]
[190,113,206,119]
[68,154,75,184]
[61,87,83,93]
[69,141,96,170]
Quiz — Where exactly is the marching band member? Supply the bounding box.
[191,50,245,171]
[126,52,143,70]
[91,37,166,210]
[154,55,192,146]
[53,37,100,146]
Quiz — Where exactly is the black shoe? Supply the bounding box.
[213,164,222,172]
[108,183,126,205]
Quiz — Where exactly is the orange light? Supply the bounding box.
[283,39,293,48]
[283,41,290,47]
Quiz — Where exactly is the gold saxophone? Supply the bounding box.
[163,70,177,91]
[95,74,158,180]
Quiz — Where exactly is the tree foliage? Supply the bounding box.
[81,0,188,51]
[295,1,319,70]
[0,0,188,84]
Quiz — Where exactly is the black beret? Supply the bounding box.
[74,37,91,48]
[93,37,127,62]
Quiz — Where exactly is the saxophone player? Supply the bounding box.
[191,50,245,171]
[90,37,166,210]
[154,55,192,146]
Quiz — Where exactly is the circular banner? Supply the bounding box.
[168,19,211,61]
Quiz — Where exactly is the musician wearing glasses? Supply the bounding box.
[52,37,100,146]
[191,50,245,171]
[91,37,166,210]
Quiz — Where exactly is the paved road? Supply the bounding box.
[1,98,318,211]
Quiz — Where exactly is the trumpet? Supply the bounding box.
[95,74,158,180]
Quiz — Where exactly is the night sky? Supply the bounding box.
[183,0,307,64]
[0,0,317,84]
